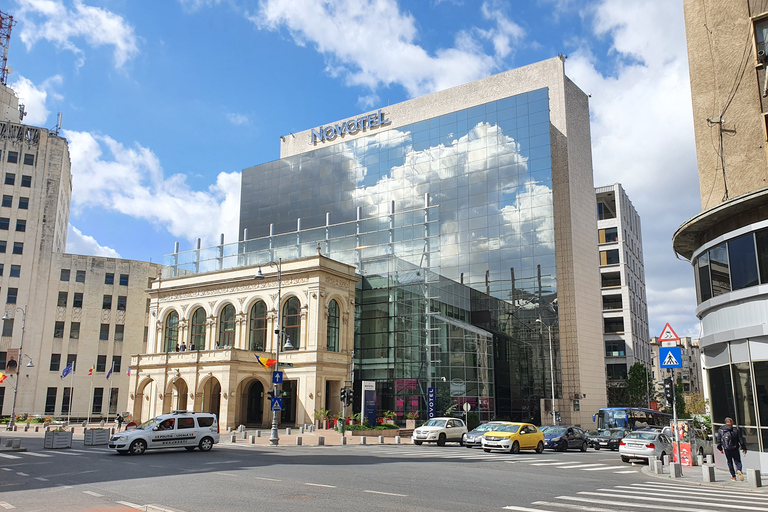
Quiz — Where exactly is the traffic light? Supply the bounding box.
[340,388,347,403]
[663,377,674,405]
[345,388,353,407]
[267,389,276,400]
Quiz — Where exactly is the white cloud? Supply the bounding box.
[62,129,241,248]
[8,74,63,126]
[226,112,249,125]
[178,0,222,11]
[66,224,121,258]
[251,0,523,98]
[15,0,139,68]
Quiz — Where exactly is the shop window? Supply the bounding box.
[249,301,267,351]
[709,364,736,424]
[733,362,757,426]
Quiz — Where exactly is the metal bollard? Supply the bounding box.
[317,436,324,446]
[296,437,302,446]
[286,428,291,436]
[34,426,39,433]
[379,436,384,444]
[249,435,256,444]
[746,468,762,488]
[361,437,367,445]
[256,430,261,437]
[670,462,683,478]
[702,464,715,482]
[696,454,703,466]
[342,436,347,445]
[395,436,401,444]
[230,434,237,443]
[662,454,670,466]
[653,459,663,474]
[706,454,713,464]
[241,431,248,439]
[299,427,304,434]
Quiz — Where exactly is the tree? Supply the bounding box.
[675,376,688,418]
[624,362,653,408]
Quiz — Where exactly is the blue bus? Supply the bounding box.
[593,407,672,430]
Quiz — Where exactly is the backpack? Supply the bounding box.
[721,428,739,450]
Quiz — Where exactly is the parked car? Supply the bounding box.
[585,429,601,448]
[463,421,504,448]
[619,431,673,463]
[540,425,589,451]
[661,425,714,460]
[592,428,628,451]
[108,411,220,455]
[412,417,467,446]
[482,422,545,454]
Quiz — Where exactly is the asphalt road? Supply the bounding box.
[2,437,762,512]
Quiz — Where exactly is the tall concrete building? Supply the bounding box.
[0,82,160,423]
[674,0,768,472]
[165,57,607,426]
[596,183,650,403]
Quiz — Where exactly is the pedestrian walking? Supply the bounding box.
[717,417,747,481]
[115,414,123,432]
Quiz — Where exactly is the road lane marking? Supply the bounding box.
[305,483,336,488]
[0,502,16,510]
[601,487,768,504]
[579,466,617,471]
[16,472,29,476]
[0,454,21,459]
[533,500,622,512]
[217,472,237,477]
[613,470,637,473]
[1,467,12,471]
[364,490,408,497]
[575,491,766,510]
[83,491,104,497]
[35,477,49,481]
[560,495,718,512]
[254,476,281,482]
[529,462,573,466]
[502,506,557,512]
[629,483,768,500]
[115,501,145,510]
[557,463,605,469]
[24,452,53,458]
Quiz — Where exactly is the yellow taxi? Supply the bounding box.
[482,422,545,454]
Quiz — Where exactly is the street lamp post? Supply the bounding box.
[536,318,557,426]
[256,259,282,446]
[4,305,29,431]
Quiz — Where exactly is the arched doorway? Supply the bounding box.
[169,378,188,412]
[246,380,264,425]
[201,377,221,419]
[134,378,156,423]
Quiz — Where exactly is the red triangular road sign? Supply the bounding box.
[658,323,680,342]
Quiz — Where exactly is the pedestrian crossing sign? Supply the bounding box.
[659,346,682,368]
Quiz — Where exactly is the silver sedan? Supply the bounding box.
[619,431,673,463]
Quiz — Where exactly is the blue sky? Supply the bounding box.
[5,0,701,338]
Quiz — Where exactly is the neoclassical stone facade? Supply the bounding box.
[126,255,357,429]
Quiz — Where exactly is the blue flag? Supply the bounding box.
[60,362,73,379]
[106,364,113,380]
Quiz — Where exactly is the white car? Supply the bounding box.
[412,417,467,446]
[109,411,220,455]
[619,431,673,463]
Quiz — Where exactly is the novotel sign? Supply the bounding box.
[310,109,391,144]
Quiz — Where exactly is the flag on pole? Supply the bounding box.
[126,367,131,376]
[106,363,113,380]
[255,355,277,368]
[0,371,7,383]
[88,364,95,376]
[60,362,74,379]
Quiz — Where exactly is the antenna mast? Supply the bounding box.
[0,10,14,85]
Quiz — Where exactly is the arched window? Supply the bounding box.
[164,311,178,352]
[249,301,267,351]
[281,297,301,351]
[218,304,235,348]
[327,299,340,352]
[190,307,206,350]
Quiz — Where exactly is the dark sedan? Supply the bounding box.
[592,428,628,450]
[463,421,504,448]
[540,425,589,451]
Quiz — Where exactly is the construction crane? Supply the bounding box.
[0,10,15,86]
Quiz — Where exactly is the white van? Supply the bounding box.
[109,411,220,455]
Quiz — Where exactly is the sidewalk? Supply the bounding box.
[641,462,767,492]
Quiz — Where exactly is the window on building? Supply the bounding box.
[0,350,5,369]
[598,227,619,243]
[7,151,18,164]
[49,353,61,372]
[57,291,68,307]
[249,301,267,351]
[0,241,6,253]
[73,292,83,308]
[13,242,23,254]
[104,273,114,285]
[60,269,71,281]
[7,287,17,304]
[1,195,11,207]
[53,321,65,338]
[119,274,129,286]
[606,363,628,380]
[2,318,13,337]
[600,249,620,266]
[755,18,768,63]
[602,294,622,310]
[0,387,4,412]
[99,323,110,341]
[164,311,178,351]
[23,154,34,166]
[15,220,25,232]
[605,340,626,357]
[109,388,119,415]
[219,304,235,348]
[102,295,112,309]
[604,317,624,334]
[282,297,301,351]
[66,354,77,370]
[0,263,4,276]
[20,175,31,187]
[190,307,205,350]
[75,270,86,283]
[96,355,107,372]
[61,387,72,414]
[114,324,124,342]
[112,355,122,373]
[709,242,731,297]
[117,295,127,311]
[92,387,103,414]
[70,322,80,339]
[0,217,9,230]
[18,197,29,210]
[327,299,340,352]
[4,173,14,185]
[45,387,57,414]
[728,233,759,291]
[9,264,19,277]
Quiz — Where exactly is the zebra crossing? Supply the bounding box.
[502,481,768,512]
[0,447,114,461]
